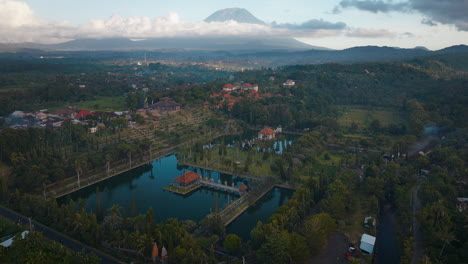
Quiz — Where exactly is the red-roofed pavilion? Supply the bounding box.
[174,171,201,187]
[258,127,276,140]
[74,110,93,119]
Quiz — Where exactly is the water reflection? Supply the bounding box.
[60,155,248,222]
[226,187,294,240]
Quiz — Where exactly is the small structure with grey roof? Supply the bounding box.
[150,100,181,112]
[360,234,376,254]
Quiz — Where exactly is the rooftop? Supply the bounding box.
[74,110,93,119]
[259,127,275,135]
[174,171,201,184]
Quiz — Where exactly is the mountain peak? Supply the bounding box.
[204,8,265,25]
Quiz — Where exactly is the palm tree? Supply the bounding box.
[104,153,112,176]
[127,149,132,168]
[73,157,87,187]
[436,226,456,259]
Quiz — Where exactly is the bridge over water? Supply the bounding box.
[199,179,242,195]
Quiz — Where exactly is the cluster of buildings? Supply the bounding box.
[206,83,283,110]
[137,99,182,119]
[5,108,99,130]
[222,83,259,92]
[4,98,182,131]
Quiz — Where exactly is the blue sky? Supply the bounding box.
[2,0,467,49]
[21,1,338,25]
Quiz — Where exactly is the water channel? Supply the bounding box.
[226,187,294,240]
[61,152,294,240]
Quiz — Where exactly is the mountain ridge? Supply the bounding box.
[8,36,322,51]
[204,8,266,25]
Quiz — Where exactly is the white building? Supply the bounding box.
[258,128,276,140]
[283,79,295,86]
[360,234,376,254]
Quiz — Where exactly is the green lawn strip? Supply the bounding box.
[342,134,373,140]
[73,96,127,111]
[248,163,273,176]
[163,183,202,195]
[222,202,250,226]
[371,109,404,126]
[341,191,376,246]
[339,105,405,127]
[317,151,342,166]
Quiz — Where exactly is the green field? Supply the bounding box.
[338,105,405,127]
[73,96,127,111]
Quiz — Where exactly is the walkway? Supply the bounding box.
[306,232,349,264]
[178,160,261,181]
[411,177,424,264]
[0,205,121,264]
[199,179,241,194]
[46,132,228,198]
[221,183,275,226]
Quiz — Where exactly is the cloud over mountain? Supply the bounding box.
[0,0,401,45]
[272,19,347,30]
[345,28,397,38]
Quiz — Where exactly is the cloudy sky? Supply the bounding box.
[1,0,467,50]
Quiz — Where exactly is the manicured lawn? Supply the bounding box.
[317,151,342,166]
[339,108,370,126]
[74,96,127,111]
[164,183,202,195]
[341,192,377,246]
[338,105,405,127]
[343,134,373,140]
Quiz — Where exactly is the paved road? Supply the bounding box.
[307,232,350,264]
[0,205,122,264]
[411,178,424,264]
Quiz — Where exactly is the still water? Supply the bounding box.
[226,187,294,240]
[62,154,247,222]
[61,154,293,236]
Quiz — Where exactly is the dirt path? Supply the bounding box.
[411,177,424,264]
[307,232,350,264]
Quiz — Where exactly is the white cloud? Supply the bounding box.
[0,0,409,44]
[0,0,74,43]
[0,0,347,43]
[0,0,40,27]
[76,14,277,39]
[346,28,397,38]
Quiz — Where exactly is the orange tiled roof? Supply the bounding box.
[74,110,93,119]
[174,171,201,184]
[259,128,275,135]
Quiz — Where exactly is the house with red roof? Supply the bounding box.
[222,82,258,92]
[241,83,259,92]
[258,127,276,140]
[173,171,201,187]
[52,109,76,118]
[74,110,93,119]
[222,84,235,91]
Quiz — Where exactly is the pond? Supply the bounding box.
[226,187,294,240]
[61,154,249,223]
[60,153,294,234]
